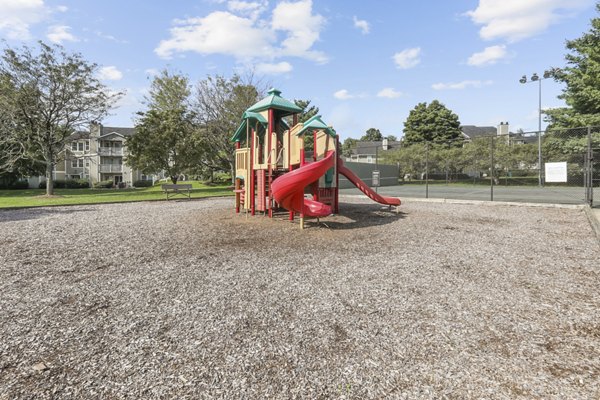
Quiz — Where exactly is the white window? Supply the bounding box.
[71,159,84,168]
[71,142,77,151]
[85,141,90,151]
[78,142,84,151]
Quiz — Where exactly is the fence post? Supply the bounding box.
[586,126,593,206]
[490,136,495,202]
[425,142,429,199]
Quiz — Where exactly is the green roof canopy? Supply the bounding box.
[231,111,268,142]
[296,115,337,137]
[246,88,303,115]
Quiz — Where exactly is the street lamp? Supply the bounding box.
[519,70,554,187]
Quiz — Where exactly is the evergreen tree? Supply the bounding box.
[294,99,319,151]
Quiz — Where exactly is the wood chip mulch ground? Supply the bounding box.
[0,197,599,399]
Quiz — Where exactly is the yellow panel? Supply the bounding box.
[289,123,303,166]
[282,130,289,169]
[315,130,334,159]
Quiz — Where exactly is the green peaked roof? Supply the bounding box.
[231,111,269,142]
[296,115,337,137]
[246,88,303,114]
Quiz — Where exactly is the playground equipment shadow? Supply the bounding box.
[269,203,406,230]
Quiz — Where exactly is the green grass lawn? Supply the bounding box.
[0,181,234,209]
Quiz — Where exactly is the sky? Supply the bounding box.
[0,0,597,141]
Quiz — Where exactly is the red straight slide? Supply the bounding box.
[271,151,335,217]
[337,157,401,206]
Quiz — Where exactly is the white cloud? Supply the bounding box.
[46,25,78,43]
[156,0,326,64]
[227,0,267,20]
[393,47,421,69]
[98,66,123,81]
[333,89,367,100]
[96,31,128,44]
[145,68,159,76]
[467,45,508,66]
[255,61,293,74]
[353,16,369,34]
[271,0,327,63]
[466,0,592,42]
[155,11,274,59]
[56,5,68,12]
[334,89,353,100]
[0,0,48,40]
[432,80,493,90]
[377,88,402,98]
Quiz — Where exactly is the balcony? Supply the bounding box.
[98,147,124,156]
[99,164,123,173]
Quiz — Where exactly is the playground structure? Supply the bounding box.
[232,88,400,228]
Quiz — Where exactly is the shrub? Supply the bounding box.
[10,180,29,189]
[133,180,153,187]
[65,179,90,189]
[213,172,232,184]
[39,179,89,189]
[39,179,66,189]
[1,180,29,189]
[93,180,114,189]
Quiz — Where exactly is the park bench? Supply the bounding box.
[161,184,192,200]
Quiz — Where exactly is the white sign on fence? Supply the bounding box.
[372,170,380,187]
[545,162,567,183]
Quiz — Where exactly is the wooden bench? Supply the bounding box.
[161,184,192,200]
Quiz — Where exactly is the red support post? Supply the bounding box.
[334,135,339,214]
[267,109,274,218]
[288,122,294,221]
[250,128,255,216]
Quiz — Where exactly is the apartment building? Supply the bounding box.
[38,123,155,188]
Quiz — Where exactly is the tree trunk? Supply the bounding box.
[46,162,54,196]
[170,175,178,184]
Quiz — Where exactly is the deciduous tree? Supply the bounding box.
[194,74,265,180]
[127,70,199,184]
[0,42,119,195]
[546,3,600,128]
[361,128,383,141]
[403,100,462,145]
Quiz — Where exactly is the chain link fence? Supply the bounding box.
[341,126,600,206]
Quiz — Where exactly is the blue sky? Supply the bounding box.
[0,0,597,140]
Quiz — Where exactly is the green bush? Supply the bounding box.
[93,180,114,189]
[0,180,29,189]
[66,179,90,189]
[133,180,153,187]
[39,179,89,189]
[11,180,29,189]
[39,180,66,189]
[213,172,232,184]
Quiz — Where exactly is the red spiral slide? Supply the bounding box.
[337,158,401,206]
[271,151,335,217]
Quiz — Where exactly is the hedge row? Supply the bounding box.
[133,180,153,187]
[39,179,90,189]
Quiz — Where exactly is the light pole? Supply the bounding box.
[519,70,552,187]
